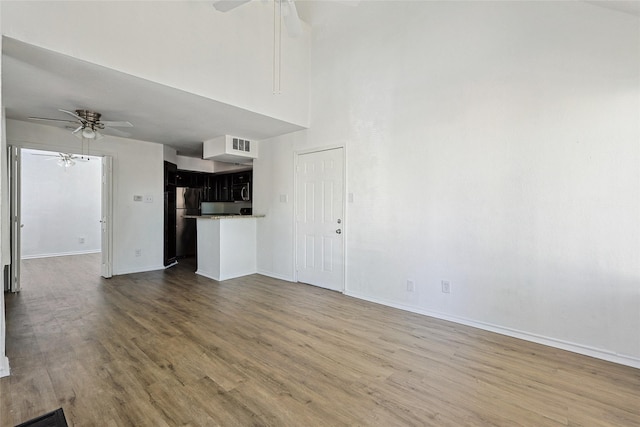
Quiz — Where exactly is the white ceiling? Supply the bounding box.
[583,1,640,17]
[2,1,637,159]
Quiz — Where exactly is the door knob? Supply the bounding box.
[337,219,342,224]
[336,229,342,234]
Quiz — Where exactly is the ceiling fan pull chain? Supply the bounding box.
[278,0,282,94]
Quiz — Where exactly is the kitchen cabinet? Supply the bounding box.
[214,174,232,202]
[202,175,214,202]
[201,174,230,202]
[194,216,257,281]
[232,171,251,185]
[193,172,205,188]
[175,170,194,187]
[164,161,177,266]
[198,170,253,202]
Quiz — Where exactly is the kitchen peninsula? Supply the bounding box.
[187,215,264,281]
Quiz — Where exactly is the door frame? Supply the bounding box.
[8,146,21,292]
[101,155,113,278]
[293,144,347,293]
[7,144,114,289]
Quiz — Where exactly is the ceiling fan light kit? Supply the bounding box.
[75,125,103,141]
[58,157,75,169]
[31,152,88,170]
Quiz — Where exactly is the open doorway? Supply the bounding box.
[10,148,106,291]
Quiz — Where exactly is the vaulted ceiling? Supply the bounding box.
[2,1,637,157]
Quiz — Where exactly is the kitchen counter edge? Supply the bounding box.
[185,215,265,220]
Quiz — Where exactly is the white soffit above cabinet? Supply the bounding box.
[203,135,259,165]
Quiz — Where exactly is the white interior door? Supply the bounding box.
[8,146,21,292]
[295,147,344,291]
[101,156,113,278]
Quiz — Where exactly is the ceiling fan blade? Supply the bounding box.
[71,126,83,134]
[28,117,79,125]
[283,0,302,38]
[30,153,59,157]
[102,120,133,128]
[103,127,131,138]
[58,109,87,123]
[212,0,251,12]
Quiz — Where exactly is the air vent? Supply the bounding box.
[232,138,251,153]
[203,135,259,164]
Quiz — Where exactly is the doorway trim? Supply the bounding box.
[293,144,347,293]
[7,144,114,289]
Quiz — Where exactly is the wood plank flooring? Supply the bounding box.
[1,254,639,426]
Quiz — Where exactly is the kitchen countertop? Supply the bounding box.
[184,214,265,220]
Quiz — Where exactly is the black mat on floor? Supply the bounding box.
[15,408,68,427]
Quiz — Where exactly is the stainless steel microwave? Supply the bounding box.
[231,182,250,201]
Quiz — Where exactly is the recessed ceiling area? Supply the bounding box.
[2,37,306,157]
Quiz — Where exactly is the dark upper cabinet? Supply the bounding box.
[176,170,208,189]
[175,171,193,187]
[232,171,251,185]
[214,174,232,202]
[199,170,252,202]
[202,175,213,202]
[165,161,177,187]
[193,172,205,188]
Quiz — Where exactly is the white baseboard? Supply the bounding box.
[256,269,294,282]
[22,249,101,260]
[113,265,166,276]
[0,355,10,378]
[195,270,219,282]
[345,290,640,370]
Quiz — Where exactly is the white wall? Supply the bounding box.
[255,133,295,281]
[1,1,310,127]
[20,149,101,258]
[255,2,640,367]
[7,120,164,275]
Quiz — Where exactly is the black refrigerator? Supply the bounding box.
[176,187,201,258]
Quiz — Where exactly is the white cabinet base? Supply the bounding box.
[195,218,257,281]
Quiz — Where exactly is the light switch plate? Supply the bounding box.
[133,195,143,202]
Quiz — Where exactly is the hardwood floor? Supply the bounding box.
[1,254,639,426]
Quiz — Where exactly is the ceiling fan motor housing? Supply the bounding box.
[77,110,105,129]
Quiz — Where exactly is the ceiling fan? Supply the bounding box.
[212,0,302,37]
[28,109,133,140]
[30,152,90,169]
[213,0,303,93]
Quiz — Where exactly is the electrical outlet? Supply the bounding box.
[78,237,85,244]
[441,280,451,294]
[406,280,415,292]
[144,195,153,203]
[135,249,142,257]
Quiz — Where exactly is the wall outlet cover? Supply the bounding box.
[441,280,451,294]
[406,280,415,292]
